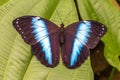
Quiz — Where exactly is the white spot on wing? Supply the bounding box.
[36,17,40,19]
[16,21,18,24]
[17,25,19,27]
[102,27,105,30]
[19,28,21,30]
[97,37,99,39]
[95,41,97,44]
[99,33,102,36]
[102,25,104,27]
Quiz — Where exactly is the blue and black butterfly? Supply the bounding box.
[13,16,107,69]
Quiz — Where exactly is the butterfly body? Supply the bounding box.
[59,23,66,44]
[13,16,107,69]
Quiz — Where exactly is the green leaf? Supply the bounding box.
[0,0,94,80]
[77,0,120,70]
[0,0,9,6]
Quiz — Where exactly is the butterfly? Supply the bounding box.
[12,16,107,69]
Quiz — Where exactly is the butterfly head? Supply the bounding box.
[60,23,64,28]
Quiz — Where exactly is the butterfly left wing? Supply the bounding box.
[62,20,107,68]
[31,31,60,67]
[13,16,60,67]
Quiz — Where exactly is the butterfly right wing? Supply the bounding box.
[62,20,107,68]
[13,16,60,67]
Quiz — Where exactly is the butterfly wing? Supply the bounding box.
[13,16,60,67]
[62,20,107,68]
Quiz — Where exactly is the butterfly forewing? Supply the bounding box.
[13,16,60,67]
[62,20,107,68]
[13,16,36,45]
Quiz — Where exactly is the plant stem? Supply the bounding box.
[108,67,116,80]
[74,0,82,21]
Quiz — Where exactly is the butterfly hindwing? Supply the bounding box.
[62,20,107,68]
[13,16,60,67]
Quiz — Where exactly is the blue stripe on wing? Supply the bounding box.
[70,21,91,66]
[31,17,52,65]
